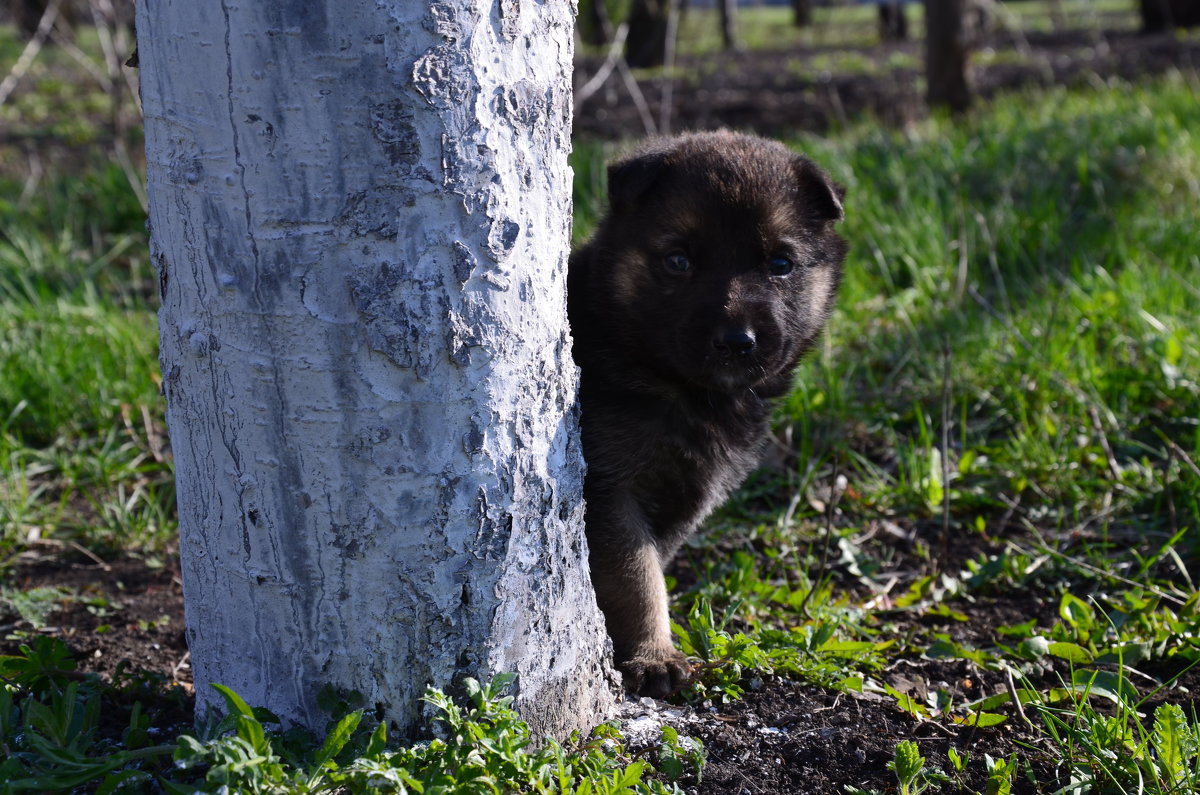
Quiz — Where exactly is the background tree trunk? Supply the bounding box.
[879,2,908,42]
[1140,0,1200,31]
[626,0,670,68]
[138,0,617,739]
[791,0,812,28]
[718,0,738,51]
[923,0,972,114]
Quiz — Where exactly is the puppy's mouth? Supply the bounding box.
[694,356,767,389]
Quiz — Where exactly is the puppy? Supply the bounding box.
[568,131,847,697]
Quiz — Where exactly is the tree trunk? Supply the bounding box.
[137,0,617,739]
[879,2,908,42]
[718,0,738,51]
[1140,0,1200,31]
[1140,0,1170,30]
[791,0,812,28]
[923,0,972,114]
[626,0,670,68]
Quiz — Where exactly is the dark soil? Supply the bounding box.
[625,674,1056,794]
[2,554,190,687]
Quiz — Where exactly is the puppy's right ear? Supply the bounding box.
[793,156,845,225]
[607,141,672,213]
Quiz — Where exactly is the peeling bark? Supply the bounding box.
[138,0,617,739]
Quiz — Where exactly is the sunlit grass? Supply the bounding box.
[0,160,166,561]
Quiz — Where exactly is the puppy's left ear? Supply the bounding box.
[793,156,844,224]
[607,140,674,213]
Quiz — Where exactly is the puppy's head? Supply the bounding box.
[591,131,847,393]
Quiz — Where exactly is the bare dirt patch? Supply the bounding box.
[2,553,190,686]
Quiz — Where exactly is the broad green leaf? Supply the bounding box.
[364,720,388,758]
[1018,636,1051,659]
[1070,669,1138,706]
[614,761,646,787]
[821,639,893,656]
[995,618,1038,638]
[841,675,865,693]
[1152,702,1198,783]
[924,637,991,665]
[951,712,1007,727]
[1059,593,1095,631]
[894,575,935,608]
[1047,641,1093,664]
[211,683,255,719]
[313,710,362,770]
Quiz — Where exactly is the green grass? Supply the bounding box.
[721,73,1200,789]
[794,74,1200,525]
[0,160,168,562]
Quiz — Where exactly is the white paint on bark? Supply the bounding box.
[138,0,618,737]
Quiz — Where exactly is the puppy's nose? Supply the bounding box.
[712,328,756,356]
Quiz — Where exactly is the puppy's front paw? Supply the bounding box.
[619,646,692,698]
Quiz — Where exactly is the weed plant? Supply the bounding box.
[0,639,692,793]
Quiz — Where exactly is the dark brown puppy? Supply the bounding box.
[568,131,847,697]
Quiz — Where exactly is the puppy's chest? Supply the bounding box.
[626,402,766,535]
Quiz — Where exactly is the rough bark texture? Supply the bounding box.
[923,0,972,114]
[138,0,617,739]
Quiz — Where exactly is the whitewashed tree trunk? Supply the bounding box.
[138,0,617,738]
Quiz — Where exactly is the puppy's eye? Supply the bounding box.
[767,256,795,276]
[663,252,692,274]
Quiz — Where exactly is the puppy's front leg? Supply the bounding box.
[588,518,691,697]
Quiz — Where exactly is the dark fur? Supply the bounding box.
[568,131,848,697]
